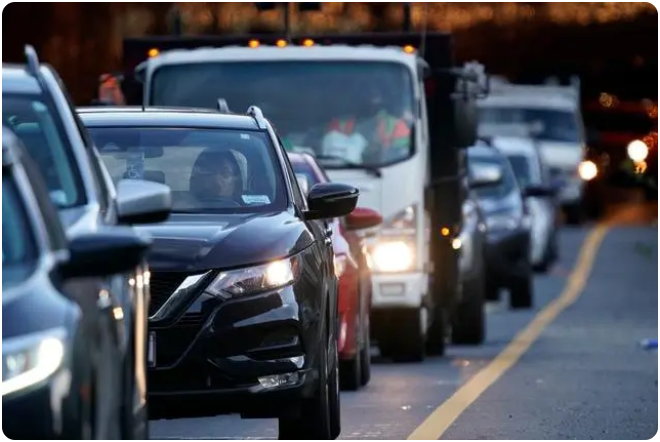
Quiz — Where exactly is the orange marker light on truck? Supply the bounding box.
[276,39,287,48]
[403,45,415,54]
[148,48,160,58]
[302,38,314,47]
[248,39,260,48]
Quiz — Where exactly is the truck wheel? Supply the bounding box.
[452,275,485,345]
[509,275,533,309]
[383,308,426,362]
[425,306,447,356]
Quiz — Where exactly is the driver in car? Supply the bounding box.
[190,149,244,204]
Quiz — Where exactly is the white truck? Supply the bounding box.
[122,32,488,361]
[477,77,596,224]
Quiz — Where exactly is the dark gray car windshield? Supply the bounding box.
[151,61,416,167]
[479,107,581,143]
[2,94,85,208]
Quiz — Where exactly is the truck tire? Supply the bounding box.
[425,306,447,356]
[379,308,426,362]
[509,275,533,309]
[452,274,485,345]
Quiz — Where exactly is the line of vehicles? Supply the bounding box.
[3,22,621,438]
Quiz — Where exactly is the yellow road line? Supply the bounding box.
[408,224,610,440]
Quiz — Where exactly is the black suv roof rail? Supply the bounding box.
[246,105,268,129]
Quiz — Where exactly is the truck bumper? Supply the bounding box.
[370,272,427,309]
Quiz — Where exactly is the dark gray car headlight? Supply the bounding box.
[205,257,299,299]
[2,327,67,397]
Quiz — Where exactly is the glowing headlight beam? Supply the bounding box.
[578,160,598,181]
[372,241,414,273]
[627,139,649,163]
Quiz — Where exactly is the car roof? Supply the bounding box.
[2,64,42,94]
[77,108,262,130]
[467,143,504,159]
[491,136,539,157]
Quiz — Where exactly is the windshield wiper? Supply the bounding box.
[314,155,382,178]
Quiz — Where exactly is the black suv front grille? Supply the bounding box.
[148,272,190,316]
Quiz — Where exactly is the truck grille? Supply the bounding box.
[148,272,190,316]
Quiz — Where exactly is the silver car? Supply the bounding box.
[2,46,172,439]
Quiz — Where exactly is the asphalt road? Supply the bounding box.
[150,204,658,440]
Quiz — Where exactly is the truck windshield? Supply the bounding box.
[150,61,416,168]
[479,107,581,143]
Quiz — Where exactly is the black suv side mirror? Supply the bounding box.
[304,183,359,221]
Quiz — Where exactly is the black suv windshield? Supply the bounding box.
[3,172,39,284]
[87,126,288,214]
[2,93,85,208]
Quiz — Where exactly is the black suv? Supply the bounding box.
[78,105,360,440]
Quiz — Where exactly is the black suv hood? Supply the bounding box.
[135,211,314,272]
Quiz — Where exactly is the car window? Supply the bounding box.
[20,150,69,252]
[87,126,287,214]
[468,153,517,199]
[506,154,541,188]
[2,173,39,283]
[479,107,581,143]
[2,94,86,208]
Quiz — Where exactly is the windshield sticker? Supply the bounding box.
[125,150,145,179]
[242,195,271,205]
[240,133,250,140]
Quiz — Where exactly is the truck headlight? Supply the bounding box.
[2,328,67,397]
[206,257,298,299]
[371,241,415,272]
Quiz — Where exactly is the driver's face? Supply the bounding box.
[195,159,239,197]
[216,159,239,197]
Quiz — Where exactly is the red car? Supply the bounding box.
[288,152,382,390]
